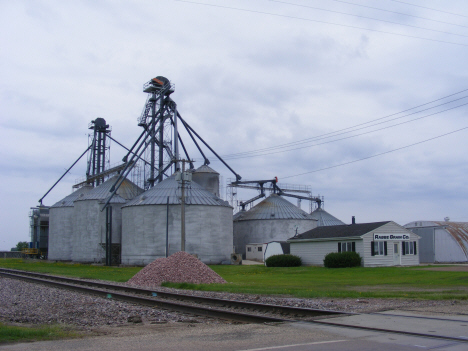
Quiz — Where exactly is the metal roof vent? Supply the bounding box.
[444,217,450,222]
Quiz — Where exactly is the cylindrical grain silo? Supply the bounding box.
[191,165,220,197]
[48,185,93,261]
[233,194,317,259]
[121,175,233,265]
[71,176,143,263]
[309,207,345,227]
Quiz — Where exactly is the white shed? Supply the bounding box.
[246,243,266,261]
[264,241,290,262]
[288,221,420,267]
[404,220,468,263]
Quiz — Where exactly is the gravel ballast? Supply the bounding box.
[1,275,467,330]
[0,277,207,328]
[128,251,226,288]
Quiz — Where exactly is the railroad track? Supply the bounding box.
[0,268,344,323]
[1,268,468,345]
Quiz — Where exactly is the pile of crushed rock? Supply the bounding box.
[127,251,226,288]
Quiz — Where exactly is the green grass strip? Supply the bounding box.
[0,323,78,344]
[1,258,467,300]
[0,259,140,282]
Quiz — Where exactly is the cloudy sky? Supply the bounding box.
[1,0,468,250]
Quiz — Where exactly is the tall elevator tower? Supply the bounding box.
[138,76,177,188]
[86,117,111,186]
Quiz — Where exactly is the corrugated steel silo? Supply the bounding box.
[233,194,317,258]
[310,207,345,227]
[121,175,233,265]
[191,165,220,197]
[48,185,93,261]
[71,176,143,263]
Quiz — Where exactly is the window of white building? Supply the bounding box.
[371,241,387,256]
[338,242,355,252]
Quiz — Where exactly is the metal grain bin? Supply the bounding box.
[48,185,93,261]
[310,207,345,227]
[233,194,317,259]
[121,175,233,265]
[191,165,220,197]
[71,176,143,263]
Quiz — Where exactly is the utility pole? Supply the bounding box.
[180,160,186,252]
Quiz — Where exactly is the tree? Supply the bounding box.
[15,241,28,252]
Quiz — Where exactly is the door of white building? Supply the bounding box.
[393,242,400,265]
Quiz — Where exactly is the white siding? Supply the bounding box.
[246,244,266,261]
[264,242,285,261]
[291,240,363,266]
[290,221,420,267]
[362,222,419,267]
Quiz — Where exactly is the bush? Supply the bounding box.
[265,254,302,267]
[323,251,362,268]
[15,242,28,252]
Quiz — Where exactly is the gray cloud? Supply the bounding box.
[1,0,468,250]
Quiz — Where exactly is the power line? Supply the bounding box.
[221,102,468,160]
[281,126,468,179]
[386,0,468,19]
[267,0,468,38]
[322,0,468,29]
[221,88,468,158]
[169,0,468,47]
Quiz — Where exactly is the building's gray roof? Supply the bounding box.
[123,175,231,207]
[51,185,94,208]
[289,221,391,241]
[192,164,219,175]
[310,207,345,226]
[233,194,316,221]
[75,176,143,204]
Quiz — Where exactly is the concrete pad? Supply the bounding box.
[242,260,264,265]
[316,312,468,340]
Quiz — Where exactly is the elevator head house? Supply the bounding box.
[288,220,420,267]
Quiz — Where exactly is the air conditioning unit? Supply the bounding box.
[231,253,242,265]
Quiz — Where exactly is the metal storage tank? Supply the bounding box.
[310,207,345,227]
[191,165,220,197]
[404,220,468,263]
[71,176,143,263]
[233,194,317,258]
[48,185,93,261]
[121,175,233,265]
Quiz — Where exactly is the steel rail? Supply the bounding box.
[0,271,285,324]
[2,269,468,344]
[0,269,343,319]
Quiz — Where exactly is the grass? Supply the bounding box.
[0,259,141,282]
[163,265,468,300]
[0,323,79,344]
[1,258,467,300]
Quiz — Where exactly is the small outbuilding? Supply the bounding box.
[404,220,468,263]
[288,221,420,267]
[245,241,291,262]
[264,241,290,261]
[245,243,266,261]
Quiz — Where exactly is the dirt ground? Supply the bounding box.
[417,265,468,272]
